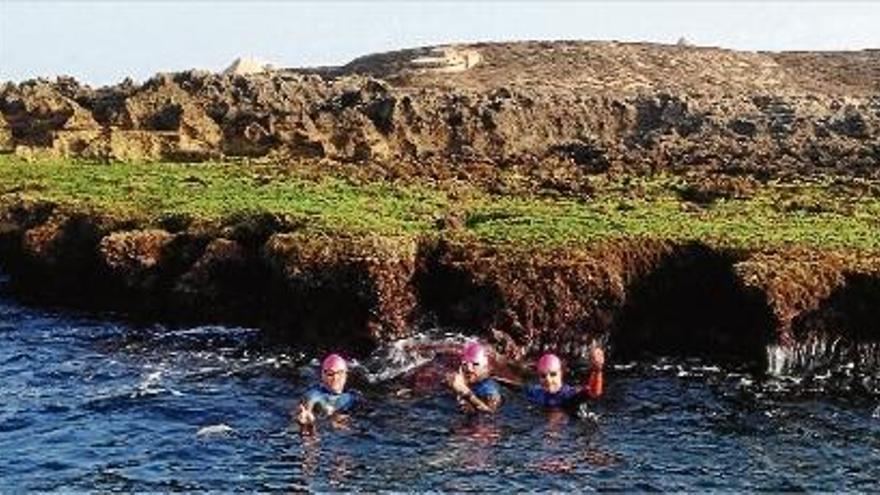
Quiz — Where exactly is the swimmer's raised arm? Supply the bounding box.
[492,375,526,389]
[448,369,500,412]
[583,346,605,399]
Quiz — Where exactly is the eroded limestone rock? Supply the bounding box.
[1,42,877,172]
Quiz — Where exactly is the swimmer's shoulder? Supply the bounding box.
[524,383,544,401]
[302,385,329,404]
[473,378,503,399]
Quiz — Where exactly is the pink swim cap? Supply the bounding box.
[537,353,562,374]
[322,353,347,372]
[461,341,488,367]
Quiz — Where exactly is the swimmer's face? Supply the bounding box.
[539,366,563,394]
[321,366,348,394]
[460,359,488,384]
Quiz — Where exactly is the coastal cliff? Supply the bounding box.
[3,42,879,175]
[2,41,880,365]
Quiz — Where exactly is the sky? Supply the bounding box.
[1,1,879,86]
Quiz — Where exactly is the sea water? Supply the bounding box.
[1,284,878,491]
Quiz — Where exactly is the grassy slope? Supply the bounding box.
[2,155,880,251]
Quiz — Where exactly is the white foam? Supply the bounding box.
[197,423,235,438]
[359,331,470,384]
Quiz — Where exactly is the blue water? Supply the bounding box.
[1,289,879,491]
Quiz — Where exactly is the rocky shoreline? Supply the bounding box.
[2,42,879,176]
[2,41,880,365]
[2,194,879,367]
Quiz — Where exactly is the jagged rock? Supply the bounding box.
[0,114,13,151]
[167,237,249,314]
[122,75,222,157]
[417,239,671,358]
[827,104,871,138]
[99,229,174,279]
[51,129,103,157]
[1,41,877,172]
[22,218,66,261]
[0,80,99,146]
[732,250,879,345]
[97,130,179,161]
[264,232,418,348]
[177,238,245,286]
[5,196,880,359]
[13,213,107,301]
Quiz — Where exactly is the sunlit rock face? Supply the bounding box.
[1,42,877,173]
[1,41,880,362]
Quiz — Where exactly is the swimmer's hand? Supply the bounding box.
[447,370,470,396]
[295,403,315,427]
[590,346,605,370]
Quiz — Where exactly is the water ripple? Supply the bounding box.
[1,293,879,490]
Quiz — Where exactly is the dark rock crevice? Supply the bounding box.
[8,213,108,306]
[261,233,418,353]
[792,272,880,343]
[0,202,877,364]
[611,243,776,366]
[413,240,506,334]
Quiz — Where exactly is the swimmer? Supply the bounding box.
[524,346,604,410]
[446,341,503,413]
[295,353,359,433]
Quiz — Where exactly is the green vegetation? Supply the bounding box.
[3,154,880,251]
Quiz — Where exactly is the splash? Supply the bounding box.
[358,331,471,384]
[767,336,880,377]
[765,335,880,396]
[766,337,842,377]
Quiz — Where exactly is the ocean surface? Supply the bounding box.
[1,278,879,491]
